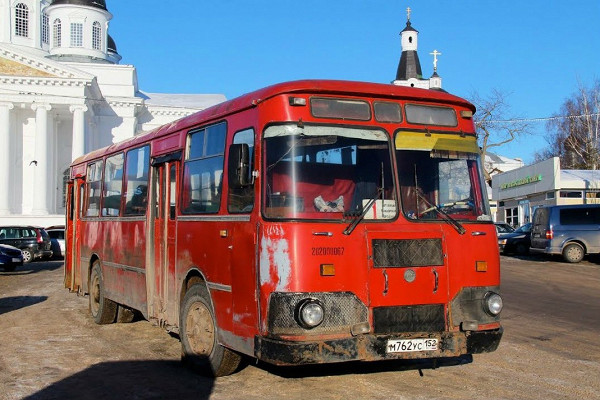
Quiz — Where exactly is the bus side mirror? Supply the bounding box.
[228,143,251,188]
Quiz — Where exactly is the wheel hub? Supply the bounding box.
[185,301,215,356]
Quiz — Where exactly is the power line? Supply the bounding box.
[483,113,600,124]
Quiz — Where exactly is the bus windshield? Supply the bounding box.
[263,125,396,220]
[397,148,491,221]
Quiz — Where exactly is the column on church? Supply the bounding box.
[0,102,14,215]
[31,103,52,215]
[70,105,88,161]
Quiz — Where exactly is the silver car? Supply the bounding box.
[46,226,65,259]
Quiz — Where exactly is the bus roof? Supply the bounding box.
[72,80,476,166]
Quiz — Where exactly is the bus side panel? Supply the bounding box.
[109,219,148,314]
[81,219,148,314]
[228,108,261,349]
[79,219,100,293]
[176,219,233,334]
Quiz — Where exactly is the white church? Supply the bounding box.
[0,0,225,226]
[1,3,524,227]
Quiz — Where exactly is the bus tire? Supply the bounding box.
[180,284,241,377]
[562,243,584,263]
[89,261,117,324]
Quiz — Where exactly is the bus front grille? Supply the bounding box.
[372,239,444,267]
[373,304,446,333]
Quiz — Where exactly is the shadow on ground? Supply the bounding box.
[505,252,600,265]
[23,360,215,400]
[258,355,473,378]
[0,295,48,315]
[0,260,63,276]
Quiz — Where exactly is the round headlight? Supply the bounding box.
[483,292,503,316]
[296,299,324,329]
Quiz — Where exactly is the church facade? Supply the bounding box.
[0,0,225,226]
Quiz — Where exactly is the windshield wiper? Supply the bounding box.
[416,190,466,235]
[342,188,383,235]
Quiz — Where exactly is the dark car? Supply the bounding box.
[0,226,53,263]
[498,223,532,255]
[495,222,515,235]
[0,243,23,271]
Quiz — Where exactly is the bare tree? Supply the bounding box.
[469,89,531,185]
[535,81,600,170]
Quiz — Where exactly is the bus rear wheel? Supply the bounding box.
[180,284,241,377]
[89,261,118,324]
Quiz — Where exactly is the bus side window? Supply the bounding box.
[182,122,226,214]
[79,183,84,218]
[84,160,103,217]
[169,164,177,220]
[124,145,150,216]
[101,153,124,216]
[228,128,255,213]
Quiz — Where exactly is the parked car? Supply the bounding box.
[46,225,65,259]
[0,226,53,263]
[530,204,600,263]
[0,243,23,272]
[498,222,532,255]
[495,222,515,235]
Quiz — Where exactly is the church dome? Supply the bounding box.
[46,0,120,64]
[107,35,117,53]
[50,0,107,11]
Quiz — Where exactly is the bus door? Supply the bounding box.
[367,230,449,317]
[65,179,84,292]
[148,153,180,325]
[65,180,74,290]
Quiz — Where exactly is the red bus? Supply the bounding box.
[65,80,503,376]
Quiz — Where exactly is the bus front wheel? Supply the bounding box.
[89,261,118,324]
[180,284,241,377]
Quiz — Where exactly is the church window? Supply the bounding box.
[53,19,62,47]
[42,14,49,44]
[92,21,102,50]
[70,23,83,47]
[409,36,413,43]
[15,3,29,38]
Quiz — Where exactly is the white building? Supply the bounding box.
[392,7,442,90]
[492,157,600,227]
[0,0,225,227]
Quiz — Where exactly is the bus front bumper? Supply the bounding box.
[254,328,503,366]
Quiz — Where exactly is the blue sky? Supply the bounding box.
[106,1,599,164]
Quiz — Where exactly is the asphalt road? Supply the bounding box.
[1,254,599,400]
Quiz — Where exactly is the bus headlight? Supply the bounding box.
[483,292,503,316]
[296,299,324,329]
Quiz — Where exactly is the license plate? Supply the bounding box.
[386,338,438,353]
[12,258,21,262]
